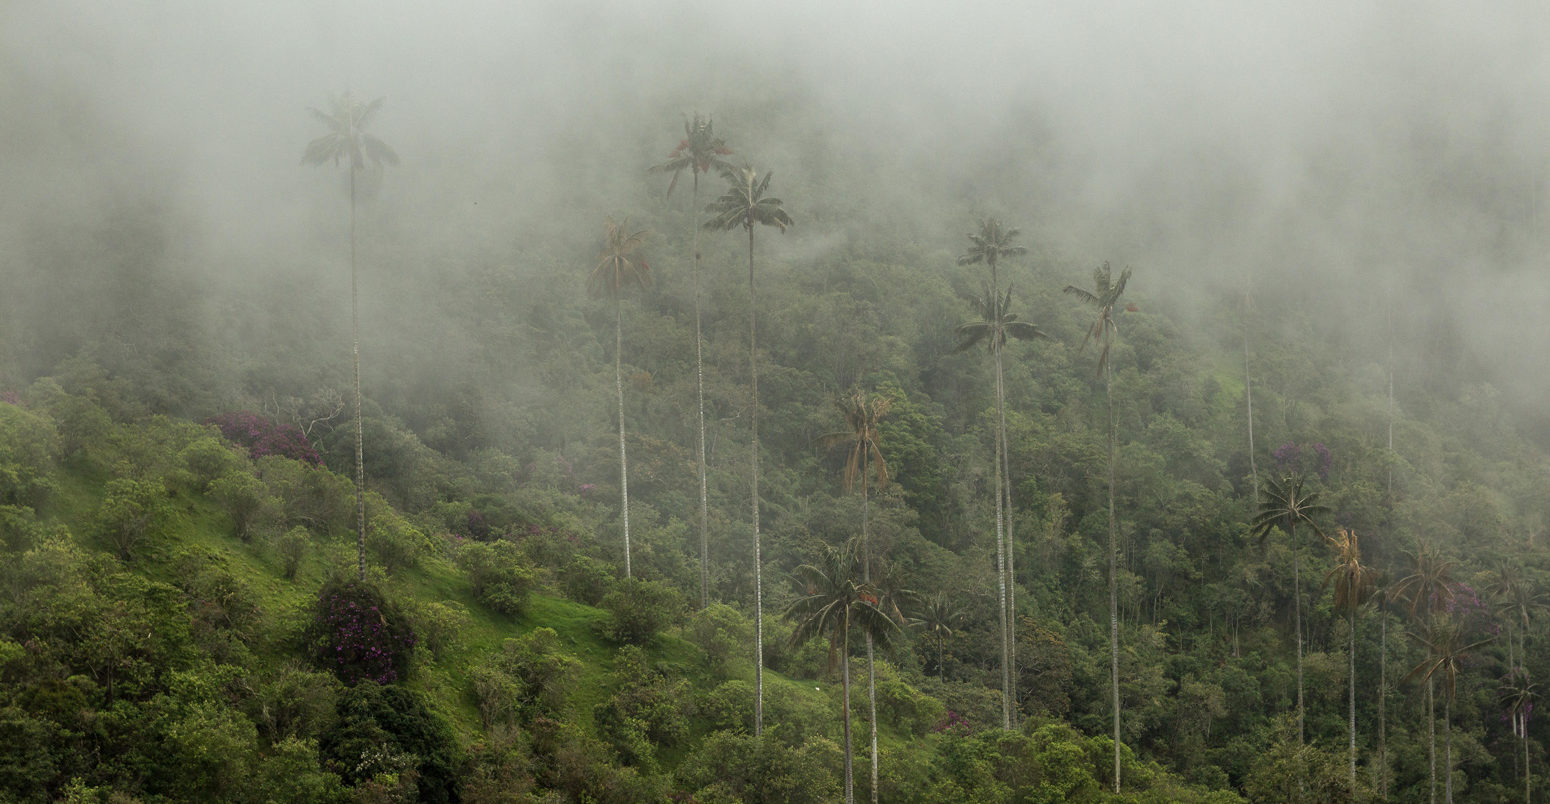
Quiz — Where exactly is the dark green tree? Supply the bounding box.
[1406,617,1493,804]
[302,92,399,582]
[1249,470,1328,747]
[818,388,891,804]
[1393,544,1457,804]
[1322,527,1378,784]
[1063,261,1132,790]
[650,114,732,609]
[783,544,900,804]
[588,217,652,578]
[704,164,793,737]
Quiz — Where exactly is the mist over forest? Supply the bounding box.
[3,2,1550,802]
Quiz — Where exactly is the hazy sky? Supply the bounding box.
[5,0,1550,400]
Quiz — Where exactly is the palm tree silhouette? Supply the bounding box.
[302,92,398,582]
[1249,470,1328,746]
[704,164,792,737]
[588,218,651,578]
[1322,527,1378,783]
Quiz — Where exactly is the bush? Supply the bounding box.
[559,554,615,606]
[410,600,471,660]
[496,627,580,721]
[458,540,536,616]
[675,730,841,804]
[277,526,309,580]
[96,477,172,560]
[686,603,753,680]
[367,500,435,575]
[208,471,274,542]
[206,411,321,466]
[176,436,242,490]
[592,646,692,770]
[306,578,417,686]
[320,682,460,804]
[599,578,684,645]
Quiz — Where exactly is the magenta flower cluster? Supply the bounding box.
[932,709,970,734]
[311,581,417,685]
[207,411,322,466]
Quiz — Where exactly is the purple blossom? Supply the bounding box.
[207,411,322,466]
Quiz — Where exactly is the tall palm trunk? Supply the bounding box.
[1293,521,1304,745]
[1445,693,1453,804]
[1524,706,1531,804]
[1349,607,1357,784]
[1244,287,1258,504]
[615,301,632,578]
[842,626,854,804]
[350,165,367,582]
[861,459,879,804]
[1429,678,1437,804]
[994,344,1013,731]
[1379,603,1388,800]
[747,225,765,737]
[999,349,1018,725]
[693,173,710,609]
[1106,358,1121,791]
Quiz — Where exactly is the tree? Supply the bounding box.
[1500,666,1537,804]
[783,544,899,804]
[1063,261,1132,791]
[907,591,963,680]
[1406,616,1493,804]
[1393,545,1457,804]
[650,114,732,609]
[955,279,1047,731]
[956,218,1029,728]
[302,92,399,582]
[818,388,891,804]
[1249,469,1329,746]
[588,217,651,578]
[704,164,793,737]
[1322,527,1378,784]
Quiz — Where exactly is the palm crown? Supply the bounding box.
[650,113,733,199]
[589,218,651,300]
[704,166,794,233]
[957,218,1026,272]
[818,390,891,495]
[954,283,1049,354]
[302,92,400,170]
[1063,262,1133,376]
[1249,471,1329,543]
[1323,528,1378,614]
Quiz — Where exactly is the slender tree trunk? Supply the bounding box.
[1445,693,1453,804]
[843,629,854,804]
[1525,708,1531,804]
[1387,299,1395,500]
[1349,607,1357,784]
[350,165,367,582]
[1244,287,1258,504]
[993,356,1010,731]
[1379,603,1388,800]
[862,452,878,804]
[1429,678,1437,804]
[1107,359,1121,791]
[748,225,765,737]
[616,301,631,578]
[1293,522,1304,746]
[693,173,710,609]
[999,349,1018,725]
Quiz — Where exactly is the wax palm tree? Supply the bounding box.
[704,164,792,737]
[650,114,732,609]
[955,281,1048,729]
[819,389,891,804]
[1323,528,1379,784]
[1487,564,1544,675]
[588,218,651,578]
[1064,261,1132,790]
[302,92,398,582]
[1249,470,1329,746]
[1500,666,1537,804]
[784,544,900,804]
[1393,544,1456,804]
[908,591,963,680]
[1407,617,1494,804]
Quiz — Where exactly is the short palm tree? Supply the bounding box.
[650,114,732,609]
[1249,470,1328,746]
[907,591,964,680]
[955,280,1047,730]
[784,544,900,804]
[1065,261,1132,790]
[819,388,891,804]
[1406,616,1493,804]
[1323,528,1378,784]
[704,164,793,737]
[588,218,651,578]
[1500,666,1537,804]
[303,92,398,582]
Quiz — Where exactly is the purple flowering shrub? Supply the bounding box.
[206,411,322,466]
[308,578,417,685]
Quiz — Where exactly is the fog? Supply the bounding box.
[4,0,1549,413]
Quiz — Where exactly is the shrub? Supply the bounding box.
[559,554,615,606]
[277,526,309,580]
[686,603,753,680]
[599,578,684,645]
[367,502,435,575]
[206,411,321,466]
[208,471,275,541]
[458,540,536,616]
[96,477,172,560]
[306,578,417,686]
[321,682,459,804]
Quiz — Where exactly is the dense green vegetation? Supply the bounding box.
[5,81,1550,804]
